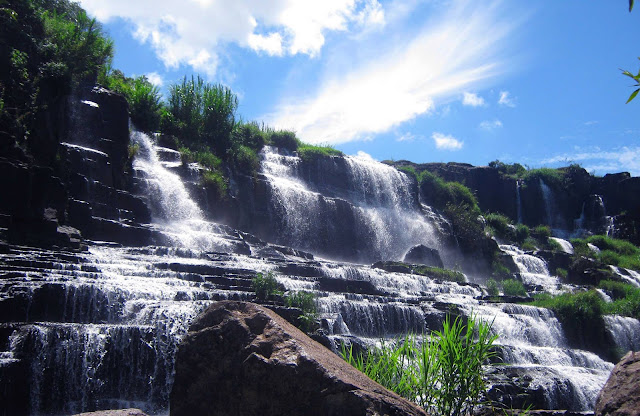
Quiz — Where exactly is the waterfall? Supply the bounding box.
[500,244,560,290]
[516,180,523,224]
[549,237,574,254]
[540,179,554,227]
[604,315,640,355]
[260,147,442,262]
[0,133,625,414]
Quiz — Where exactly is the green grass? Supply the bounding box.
[251,272,282,301]
[486,279,500,296]
[530,290,603,324]
[297,143,343,161]
[571,235,640,271]
[522,168,565,188]
[201,170,227,197]
[285,290,318,332]
[268,129,300,152]
[502,279,527,297]
[413,266,466,283]
[485,213,512,239]
[341,315,497,416]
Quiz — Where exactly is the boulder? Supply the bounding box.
[595,351,640,416]
[403,244,444,268]
[171,301,427,416]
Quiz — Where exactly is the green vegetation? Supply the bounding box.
[100,70,162,132]
[501,279,527,297]
[521,168,564,188]
[488,160,526,177]
[297,143,343,161]
[201,170,227,197]
[1,0,113,162]
[251,272,282,301]
[285,290,319,332]
[413,265,466,283]
[487,279,500,296]
[571,235,640,271]
[341,315,498,416]
[556,267,568,279]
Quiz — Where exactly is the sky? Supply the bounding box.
[78,0,640,175]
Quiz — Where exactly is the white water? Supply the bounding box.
[550,237,574,254]
[500,245,560,290]
[516,180,523,224]
[260,147,442,262]
[604,315,640,355]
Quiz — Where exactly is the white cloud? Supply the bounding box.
[462,92,486,107]
[396,132,417,142]
[541,147,640,175]
[479,119,503,131]
[270,0,518,144]
[79,0,384,76]
[498,90,515,107]
[145,72,164,87]
[354,150,376,161]
[432,132,463,150]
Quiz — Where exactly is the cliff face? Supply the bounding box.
[391,161,640,244]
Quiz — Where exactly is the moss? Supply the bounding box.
[297,143,343,161]
[413,265,466,283]
[502,279,527,297]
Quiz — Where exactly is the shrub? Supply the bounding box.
[201,170,227,197]
[268,129,299,152]
[531,290,603,327]
[502,279,527,297]
[229,145,260,174]
[398,165,418,178]
[413,266,465,283]
[514,224,530,244]
[532,225,552,239]
[102,71,163,132]
[232,121,268,151]
[285,291,319,332]
[166,75,238,154]
[297,143,343,161]
[341,315,498,416]
[488,160,526,177]
[521,238,538,251]
[491,261,511,279]
[485,213,513,239]
[556,268,568,279]
[251,272,282,301]
[487,279,500,296]
[522,168,564,189]
[547,238,563,252]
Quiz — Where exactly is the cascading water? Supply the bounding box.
[0,133,625,414]
[540,179,555,228]
[260,147,442,263]
[516,180,523,224]
[499,244,560,290]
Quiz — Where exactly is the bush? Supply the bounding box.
[547,238,563,252]
[532,225,552,239]
[556,268,568,279]
[531,290,603,327]
[341,315,498,416]
[502,279,527,297]
[166,75,238,154]
[514,224,530,244]
[285,291,318,332]
[491,261,511,279]
[102,71,162,132]
[201,170,227,197]
[485,213,513,239]
[488,160,526,177]
[297,143,343,161]
[229,145,260,174]
[487,279,500,296]
[522,168,565,189]
[251,272,282,301]
[232,121,268,151]
[268,129,299,152]
[413,266,465,283]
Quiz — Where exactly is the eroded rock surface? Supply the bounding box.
[595,351,640,416]
[171,301,427,416]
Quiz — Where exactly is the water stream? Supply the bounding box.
[1,133,637,414]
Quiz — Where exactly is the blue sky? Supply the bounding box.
[79,0,640,175]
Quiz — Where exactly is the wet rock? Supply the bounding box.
[403,244,444,268]
[72,410,149,416]
[171,301,428,416]
[595,351,640,416]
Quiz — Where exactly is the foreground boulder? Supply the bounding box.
[171,301,427,416]
[403,244,444,268]
[595,351,640,416]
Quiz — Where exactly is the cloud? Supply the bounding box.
[269,0,519,144]
[498,90,515,107]
[145,72,164,87]
[354,150,376,161]
[462,92,486,107]
[432,132,463,150]
[79,0,384,76]
[479,119,503,131]
[541,146,640,175]
[396,132,418,142]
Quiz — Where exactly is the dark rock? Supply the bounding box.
[595,351,640,416]
[171,301,427,416]
[403,244,444,268]
[71,409,149,416]
[317,277,385,296]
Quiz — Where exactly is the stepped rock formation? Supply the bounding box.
[595,351,640,416]
[171,301,427,416]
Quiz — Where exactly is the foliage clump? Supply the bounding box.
[285,290,319,332]
[341,315,498,416]
[501,279,527,297]
[251,272,282,301]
